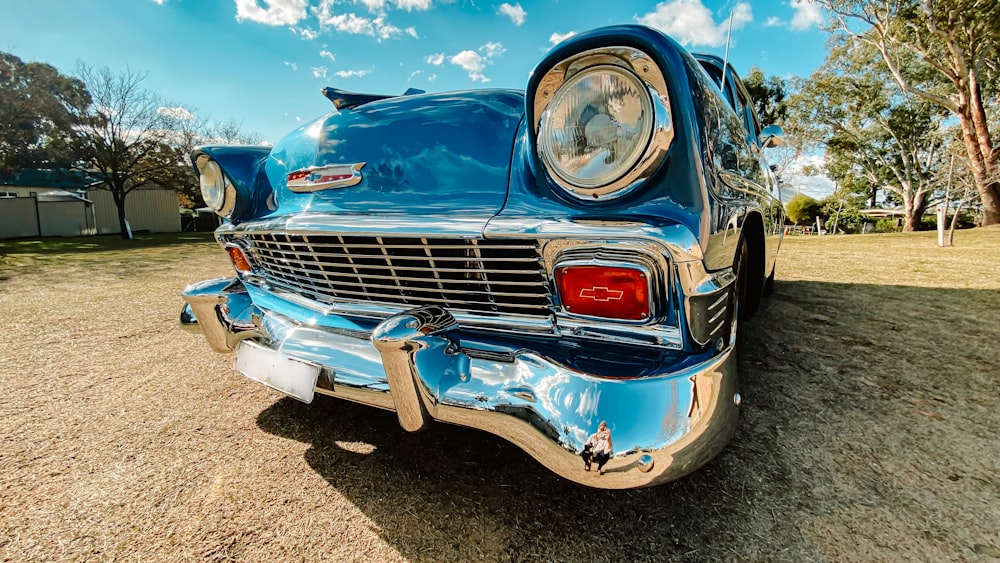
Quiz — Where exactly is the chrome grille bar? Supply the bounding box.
[243,233,553,318]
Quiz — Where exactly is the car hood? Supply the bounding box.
[262,90,524,224]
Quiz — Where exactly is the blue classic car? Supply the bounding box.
[181,24,784,489]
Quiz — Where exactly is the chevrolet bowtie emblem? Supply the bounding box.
[287,162,366,192]
[579,286,624,302]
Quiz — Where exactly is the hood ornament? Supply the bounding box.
[287,162,366,192]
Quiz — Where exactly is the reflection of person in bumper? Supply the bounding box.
[581,421,613,475]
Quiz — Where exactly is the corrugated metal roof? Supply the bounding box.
[0,169,104,189]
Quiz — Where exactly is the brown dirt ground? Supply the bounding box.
[1,229,998,562]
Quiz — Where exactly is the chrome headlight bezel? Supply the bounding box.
[195,154,236,218]
[533,47,674,201]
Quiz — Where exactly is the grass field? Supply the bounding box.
[1,229,998,561]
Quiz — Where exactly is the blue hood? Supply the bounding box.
[263,90,524,220]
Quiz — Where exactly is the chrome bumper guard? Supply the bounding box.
[181,277,739,489]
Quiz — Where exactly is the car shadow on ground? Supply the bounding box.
[255,279,999,561]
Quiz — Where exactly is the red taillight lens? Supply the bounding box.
[226,245,252,273]
[555,265,650,320]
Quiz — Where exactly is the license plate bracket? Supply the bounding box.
[235,341,321,403]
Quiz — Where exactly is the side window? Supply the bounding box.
[735,87,760,144]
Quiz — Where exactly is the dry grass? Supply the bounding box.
[1,229,998,562]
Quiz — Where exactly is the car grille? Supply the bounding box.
[242,233,553,319]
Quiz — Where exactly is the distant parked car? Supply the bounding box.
[181,24,784,489]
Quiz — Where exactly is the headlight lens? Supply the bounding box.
[197,155,227,212]
[539,65,653,191]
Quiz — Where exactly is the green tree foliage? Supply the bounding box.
[741,68,801,179]
[817,0,1000,226]
[1,52,259,238]
[0,52,90,175]
[820,188,868,233]
[786,36,948,231]
[786,193,824,224]
[742,67,789,126]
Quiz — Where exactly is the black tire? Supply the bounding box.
[762,265,775,297]
[729,237,749,343]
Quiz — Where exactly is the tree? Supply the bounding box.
[742,67,789,126]
[786,36,948,231]
[0,52,90,175]
[820,187,867,234]
[741,68,802,180]
[786,193,824,224]
[816,0,1000,226]
[72,64,191,239]
[161,110,263,210]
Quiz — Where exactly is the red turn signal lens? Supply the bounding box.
[226,245,252,273]
[555,265,650,320]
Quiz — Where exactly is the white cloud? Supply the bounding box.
[394,0,431,10]
[323,12,372,34]
[449,42,504,83]
[320,49,336,61]
[782,153,836,201]
[283,61,298,71]
[157,106,195,121]
[636,0,752,47]
[790,0,823,31]
[293,26,318,40]
[451,50,485,72]
[405,26,419,38]
[764,16,782,27]
[151,0,167,5]
[548,31,576,45]
[373,17,403,40]
[425,53,445,65]
[335,69,372,78]
[313,3,410,41]
[234,0,308,26]
[427,73,437,82]
[409,70,422,80]
[311,66,328,78]
[357,0,431,11]
[481,41,505,59]
[498,3,526,26]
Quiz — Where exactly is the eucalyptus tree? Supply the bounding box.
[788,36,948,231]
[0,52,90,175]
[816,0,1000,225]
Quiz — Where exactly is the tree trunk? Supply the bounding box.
[902,192,925,232]
[958,107,1000,226]
[113,192,132,240]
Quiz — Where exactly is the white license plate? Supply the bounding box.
[235,341,321,403]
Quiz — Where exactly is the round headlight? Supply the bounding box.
[539,65,653,192]
[196,155,227,213]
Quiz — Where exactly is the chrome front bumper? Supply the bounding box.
[181,277,740,489]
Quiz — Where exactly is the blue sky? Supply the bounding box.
[1,0,834,196]
[1,0,831,139]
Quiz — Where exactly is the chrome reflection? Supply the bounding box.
[182,280,740,489]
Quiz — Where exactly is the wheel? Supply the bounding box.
[762,265,775,297]
[728,238,749,344]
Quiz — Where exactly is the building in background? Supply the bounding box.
[0,170,181,239]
